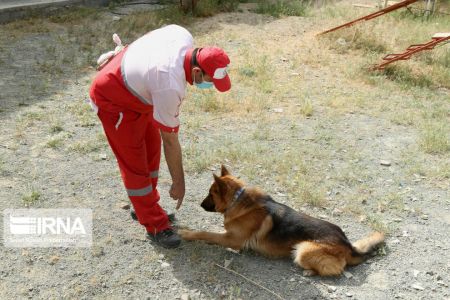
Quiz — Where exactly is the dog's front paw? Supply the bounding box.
[177,229,196,240]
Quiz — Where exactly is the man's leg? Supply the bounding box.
[97,109,178,247]
[129,114,176,223]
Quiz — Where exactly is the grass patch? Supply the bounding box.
[377,193,404,212]
[366,214,390,234]
[419,121,450,154]
[14,111,47,140]
[69,133,107,154]
[193,0,239,17]
[296,181,326,207]
[256,0,308,17]
[49,7,99,24]
[46,137,64,149]
[0,155,4,175]
[238,66,256,78]
[50,123,64,133]
[327,26,388,54]
[299,98,313,117]
[252,122,271,141]
[255,55,273,94]
[382,65,433,88]
[190,91,225,113]
[69,102,97,127]
[22,190,41,207]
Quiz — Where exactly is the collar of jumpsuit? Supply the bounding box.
[184,47,231,92]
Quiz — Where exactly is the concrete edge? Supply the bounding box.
[0,0,110,24]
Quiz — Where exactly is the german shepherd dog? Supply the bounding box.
[178,165,385,276]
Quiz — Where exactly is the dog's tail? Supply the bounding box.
[346,232,385,265]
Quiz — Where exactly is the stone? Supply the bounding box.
[224,259,233,268]
[47,256,60,265]
[380,160,391,166]
[118,202,130,210]
[411,283,424,291]
[343,271,353,279]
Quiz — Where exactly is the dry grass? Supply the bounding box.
[69,132,107,154]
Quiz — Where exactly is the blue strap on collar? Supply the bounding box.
[233,187,245,202]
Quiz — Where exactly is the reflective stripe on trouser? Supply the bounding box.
[97,107,168,234]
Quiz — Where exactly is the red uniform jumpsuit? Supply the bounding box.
[89,47,169,234]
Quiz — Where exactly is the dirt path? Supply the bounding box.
[0,3,449,299]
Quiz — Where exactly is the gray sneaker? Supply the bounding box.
[130,207,176,223]
[146,228,181,248]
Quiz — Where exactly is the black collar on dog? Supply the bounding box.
[225,187,245,214]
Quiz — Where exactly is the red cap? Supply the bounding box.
[196,47,231,92]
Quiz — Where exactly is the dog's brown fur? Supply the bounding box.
[179,165,385,276]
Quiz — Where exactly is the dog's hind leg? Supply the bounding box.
[293,242,346,276]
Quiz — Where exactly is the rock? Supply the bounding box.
[328,285,337,293]
[99,153,107,160]
[224,259,233,268]
[345,292,353,297]
[180,294,190,300]
[48,256,60,265]
[273,108,283,113]
[225,248,240,254]
[336,38,347,46]
[437,281,448,287]
[343,271,353,279]
[380,160,391,166]
[289,277,295,282]
[411,283,424,291]
[413,270,419,278]
[118,202,130,210]
[393,218,402,222]
[161,262,170,268]
[332,208,343,215]
[112,16,121,21]
[92,246,105,257]
[420,215,428,220]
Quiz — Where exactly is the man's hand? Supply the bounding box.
[169,181,185,210]
[161,129,185,210]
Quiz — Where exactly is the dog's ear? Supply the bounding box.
[221,164,230,177]
[213,173,227,196]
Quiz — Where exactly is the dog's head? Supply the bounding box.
[201,165,245,213]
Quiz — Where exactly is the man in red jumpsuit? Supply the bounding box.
[89,24,231,248]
